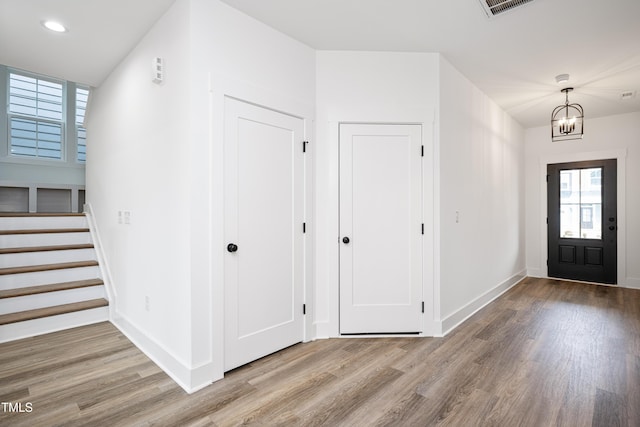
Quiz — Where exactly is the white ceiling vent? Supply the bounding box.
[478,0,535,18]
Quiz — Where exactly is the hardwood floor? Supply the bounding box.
[1,277,638,426]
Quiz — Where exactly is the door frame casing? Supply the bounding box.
[546,159,617,284]
[223,98,306,371]
[538,149,627,285]
[318,112,438,338]
[210,73,315,383]
[338,123,424,334]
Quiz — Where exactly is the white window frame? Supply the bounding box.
[6,69,67,162]
[75,85,89,163]
[1,66,89,168]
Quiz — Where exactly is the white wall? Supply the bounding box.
[315,51,439,336]
[87,0,529,391]
[87,0,315,392]
[525,111,640,289]
[189,0,315,387]
[438,58,526,333]
[86,0,193,387]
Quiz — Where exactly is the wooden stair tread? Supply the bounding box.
[0,260,99,276]
[0,279,104,299]
[0,298,108,325]
[0,243,94,255]
[0,213,85,217]
[0,228,89,236]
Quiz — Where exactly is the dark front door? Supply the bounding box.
[547,159,617,284]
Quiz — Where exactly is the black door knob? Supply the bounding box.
[342,237,350,244]
[609,226,616,231]
[227,243,238,253]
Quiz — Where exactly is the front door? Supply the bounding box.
[224,98,305,371]
[547,159,617,284]
[339,123,423,334]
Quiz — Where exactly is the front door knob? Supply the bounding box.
[227,243,238,253]
[342,237,350,244]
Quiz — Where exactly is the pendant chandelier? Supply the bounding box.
[551,87,584,142]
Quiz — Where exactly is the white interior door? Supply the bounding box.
[224,98,304,371]
[339,123,422,334]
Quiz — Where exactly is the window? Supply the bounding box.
[559,168,602,239]
[4,68,89,163]
[590,169,601,187]
[8,73,64,159]
[76,87,89,162]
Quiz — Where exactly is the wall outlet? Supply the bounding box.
[124,211,131,225]
[118,210,123,224]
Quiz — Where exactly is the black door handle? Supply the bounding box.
[227,243,238,253]
[609,226,616,231]
[342,237,350,244]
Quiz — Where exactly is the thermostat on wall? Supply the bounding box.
[152,57,164,83]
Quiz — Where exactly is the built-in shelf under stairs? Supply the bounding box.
[0,213,108,343]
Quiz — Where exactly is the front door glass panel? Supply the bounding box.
[560,167,602,239]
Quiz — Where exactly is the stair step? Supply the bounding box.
[0,261,99,276]
[0,243,94,255]
[0,228,90,236]
[0,298,108,325]
[0,279,104,299]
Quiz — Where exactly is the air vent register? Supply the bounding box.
[478,0,535,18]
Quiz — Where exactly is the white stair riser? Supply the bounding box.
[0,266,100,290]
[0,286,106,315]
[0,307,109,343]
[0,216,88,230]
[0,249,97,269]
[0,232,92,248]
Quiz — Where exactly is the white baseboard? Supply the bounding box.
[313,320,331,339]
[421,320,443,337]
[623,277,640,289]
[440,270,527,336]
[526,267,543,278]
[111,312,214,394]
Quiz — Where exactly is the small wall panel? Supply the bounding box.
[0,187,29,212]
[37,188,71,213]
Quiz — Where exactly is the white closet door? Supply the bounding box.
[224,98,304,371]
[339,123,423,334]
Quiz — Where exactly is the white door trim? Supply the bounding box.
[210,73,314,382]
[317,111,437,338]
[338,123,423,334]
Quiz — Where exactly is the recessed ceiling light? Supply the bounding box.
[42,20,67,33]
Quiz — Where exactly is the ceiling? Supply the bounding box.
[0,0,175,87]
[1,0,639,128]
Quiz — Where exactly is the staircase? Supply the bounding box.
[0,213,109,343]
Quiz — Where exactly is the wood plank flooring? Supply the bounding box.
[1,277,638,426]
